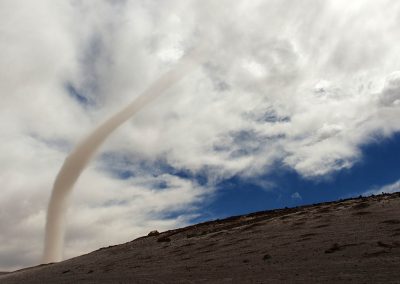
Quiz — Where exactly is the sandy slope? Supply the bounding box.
[1,192,400,283]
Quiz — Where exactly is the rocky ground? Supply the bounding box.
[1,192,400,283]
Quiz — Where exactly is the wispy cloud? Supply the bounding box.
[291,192,302,200]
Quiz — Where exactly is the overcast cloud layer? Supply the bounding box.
[1,0,400,270]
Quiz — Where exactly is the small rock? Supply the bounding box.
[148,230,160,236]
[263,254,271,260]
[325,243,341,254]
[157,236,171,242]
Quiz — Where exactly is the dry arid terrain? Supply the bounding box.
[1,192,400,283]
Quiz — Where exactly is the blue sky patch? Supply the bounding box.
[65,82,90,107]
[196,132,400,221]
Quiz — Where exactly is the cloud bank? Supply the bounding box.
[363,179,400,196]
[1,0,400,270]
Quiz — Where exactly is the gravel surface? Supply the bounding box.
[1,192,400,283]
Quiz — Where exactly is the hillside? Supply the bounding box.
[1,192,400,283]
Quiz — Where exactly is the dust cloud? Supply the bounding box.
[43,47,203,263]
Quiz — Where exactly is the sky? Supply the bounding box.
[1,0,400,271]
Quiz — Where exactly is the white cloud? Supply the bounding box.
[363,179,400,196]
[1,0,400,270]
[291,192,302,200]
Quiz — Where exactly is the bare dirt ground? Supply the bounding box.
[1,192,400,283]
